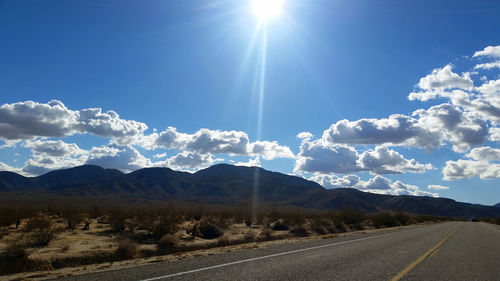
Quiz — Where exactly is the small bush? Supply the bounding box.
[217,234,231,246]
[290,224,309,237]
[260,229,273,240]
[244,217,253,227]
[25,213,55,246]
[199,222,222,239]
[0,241,30,274]
[271,220,289,231]
[310,218,331,235]
[115,240,139,260]
[151,214,181,240]
[337,209,365,226]
[109,212,128,232]
[157,234,179,254]
[372,212,398,228]
[244,230,256,242]
[394,210,409,226]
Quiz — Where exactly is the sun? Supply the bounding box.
[251,0,285,21]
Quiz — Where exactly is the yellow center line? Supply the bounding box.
[390,228,459,281]
[429,249,439,258]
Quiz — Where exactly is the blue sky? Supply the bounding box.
[1,0,500,205]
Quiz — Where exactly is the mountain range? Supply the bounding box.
[1,164,499,218]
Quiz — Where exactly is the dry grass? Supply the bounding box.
[0,203,458,277]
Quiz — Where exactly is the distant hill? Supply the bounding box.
[0,164,499,218]
[495,203,500,208]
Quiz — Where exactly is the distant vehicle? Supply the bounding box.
[469,217,479,222]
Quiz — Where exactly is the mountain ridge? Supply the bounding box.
[0,164,499,218]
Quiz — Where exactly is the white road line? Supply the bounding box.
[140,232,397,281]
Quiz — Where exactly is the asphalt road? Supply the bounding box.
[57,222,500,281]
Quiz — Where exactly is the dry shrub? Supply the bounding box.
[337,208,365,226]
[115,240,139,260]
[372,212,398,228]
[25,213,56,246]
[109,211,128,232]
[217,234,231,246]
[310,217,331,235]
[394,210,409,226]
[0,241,30,274]
[244,230,256,242]
[260,229,273,240]
[199,221,222,239]
[151,213,181,240]
[271,220,289,231]
[156,234,179,254]
[290,224,309,237]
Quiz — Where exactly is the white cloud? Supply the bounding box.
[294,139,432,175]
[86,145,152,173]
[155,151,215,170]
[413,103,489,152]
[474,61,500,70]
[322,114,441,149]
[358,146,433,174]
[310,174,438,197]
[489,127,500,141]
[294,139,360,174]
[147,127,294,160]
[296,132,313,139]
[428,184,449,190]
[24,140,87,158]
[0,162,23,174]
[473,46,500,58]
[153,152,167,159]
[249,141,294,160]
[465,146,500,162]
[417,64,473,91]
[21,139,88,176]
[234,157,261,167]
[0,100,147,143]
[443,147,500,180]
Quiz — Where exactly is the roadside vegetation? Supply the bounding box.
[0,202,461,276]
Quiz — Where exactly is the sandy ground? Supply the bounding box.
[2,224,418,281]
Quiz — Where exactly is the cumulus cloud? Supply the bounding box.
[0,162,23,174]
[358,146,433,174]
[155,151,215,170]
[296,132,313,139]
[473,46,500,58]
[0,100,147,143]
[24,140,86,158]
[294,139,432,175]
[86,145,152,173]
[146,127,294,160]
[413,103,489,152]
[322,114,441,149]
[417,64,473,91]
[489,127,500,141]
[310,174,438,197]
[20,139,88,176]
[443,147,500,180]
[428,184,449,190]
[234,157,261,167]
[294,139,360,174]
[474,61,500,70]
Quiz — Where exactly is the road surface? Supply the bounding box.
[57,222,500,281]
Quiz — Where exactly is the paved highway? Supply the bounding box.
[58,222,500,281]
